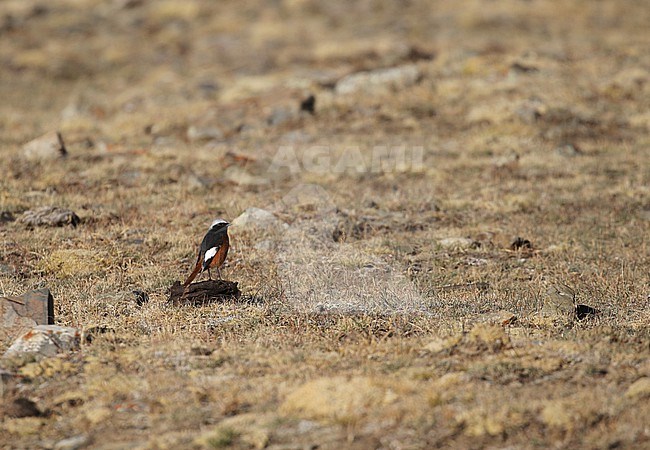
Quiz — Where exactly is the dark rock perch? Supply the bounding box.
[168,280,241,306]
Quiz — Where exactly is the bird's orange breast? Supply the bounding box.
[209,235,229,268]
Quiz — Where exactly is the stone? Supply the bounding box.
[510,236,532,250]
[2,302,37,345]
[3,325,81,360]
[625,377,650,400]
[575,304,599,320]
[555,143,582,157]
[168,280,241,306]
[335,64,421,95]
[3,397,43,418]
[1,289,54,344]
[187,125,224,142]
[53,435,90,450]
[438,237,479,250]
[515,97,547,124]
[300,94,316,114]
[132,290,149,307]
[542,283,576,320]
[0,211,15,223]
[222,166,269,186]
[22,131,67,161]
[2,288,54,326]
[19,206,80,228]
[229,207,287,235]
[267,107,296,126]
[478,310,517,326]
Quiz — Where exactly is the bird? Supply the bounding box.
[183,218,230,286]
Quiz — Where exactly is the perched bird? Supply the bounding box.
[183,219,230,286]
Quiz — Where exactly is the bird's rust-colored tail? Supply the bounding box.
[183,261,202,287]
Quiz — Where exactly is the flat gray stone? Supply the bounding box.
[229,207,287,235]
[1,289,54,343]
[22,131,67,161]
[20,206,80,228]
[3,325,80,360]
[54,435,90,450]
[336,64,421,95]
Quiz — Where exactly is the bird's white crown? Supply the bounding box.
[210,218,229,229]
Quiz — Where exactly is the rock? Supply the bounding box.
[1,288,54,325]
[3,397,43,418]
[19,206,80,228]
[132,290,149,307]
[438,237,479,250]
[464,257,488,266]
[54,435,90,450]
[187,125,223,142]
[1,289,54,343]
[3,325,81,360]
[22,131,67,161]
[0,211,15,223]
[510,236,532,250]
[2,303,37,345]
[542,283,576,320]
[267,107,296,126]
[168,280,241,306]
[515,98,547,124]
[575,304,599,320]
[300,94,316,114]
[253,240,276,252]
[335,64,421,95]
[223,166,270,186]
[280,376,394,422]
[229,207,287,235]
[184,172,212,190]
[555,143,582,157]
[624,377,650,400]
[478,310,517,326]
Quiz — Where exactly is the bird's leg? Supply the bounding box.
[207,268,212,280]
[216,267,222,280]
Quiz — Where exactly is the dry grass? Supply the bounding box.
[1,0,649,448]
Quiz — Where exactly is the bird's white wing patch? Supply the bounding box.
[204,247,218,262]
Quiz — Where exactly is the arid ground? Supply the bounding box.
[1,1,649,448]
